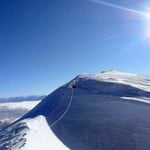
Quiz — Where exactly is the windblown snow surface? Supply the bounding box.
[0,71,150,150]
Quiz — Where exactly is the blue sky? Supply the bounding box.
[1,0,150,97]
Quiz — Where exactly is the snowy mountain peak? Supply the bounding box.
[100,70,135,75]
[0,71,150,150]
[77,71,150,93]
[78,70,139,79]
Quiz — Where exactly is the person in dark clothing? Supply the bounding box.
[71,84,76,88]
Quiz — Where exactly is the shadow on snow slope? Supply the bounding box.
[19,77,150,150]
[1,77,150,150]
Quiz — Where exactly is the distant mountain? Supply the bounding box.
[0,95,46,103]
[0,71,150,150]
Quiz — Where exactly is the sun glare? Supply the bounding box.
[132,3,150,38]
[142,6,150,23]
[141,8,150,39]
[91,0,150,40]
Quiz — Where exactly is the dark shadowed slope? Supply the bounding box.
[0,71,150,150]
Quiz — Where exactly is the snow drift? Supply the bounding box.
[0,71,150,150]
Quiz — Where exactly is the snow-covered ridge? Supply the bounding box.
[0,116,69,150]
[0,71,150,150]
[20,115,69,150]
[78,70,150,92]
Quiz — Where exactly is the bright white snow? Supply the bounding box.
[0,71,150,150]
[79,70,150,92]
[121,96,150,104]
[20,115,69,150]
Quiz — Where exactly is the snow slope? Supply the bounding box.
[79,70,150,92]
[0,71,150,150]
[0,116,69,150]
[21,115,69,150]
